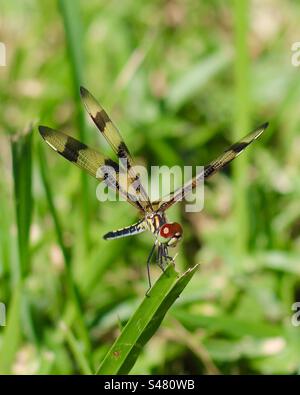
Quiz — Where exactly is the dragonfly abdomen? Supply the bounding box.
[103,219,146,240]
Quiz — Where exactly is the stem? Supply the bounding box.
[58,0,90,252]
[232,0,251,264]
[38,144,92,357]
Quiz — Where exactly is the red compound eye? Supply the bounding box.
[160,222,183,239]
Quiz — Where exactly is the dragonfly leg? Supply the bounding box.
[156,244,163,271]
[156,244,171,272]
[157,244,167,273]
[162,244,175,266]
[145,241,157,297]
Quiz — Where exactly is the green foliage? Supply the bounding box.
[11,130,33,278]
[0,0,300,375]
[97,264,198,374]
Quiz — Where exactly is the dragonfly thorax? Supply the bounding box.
[146,212,166,234]
[146,212,183,247]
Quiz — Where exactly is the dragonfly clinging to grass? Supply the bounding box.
[39,87,268,293]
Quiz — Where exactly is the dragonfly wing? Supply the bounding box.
[80,86,153,212]
[158,122,269,211]
[38,126,144,211]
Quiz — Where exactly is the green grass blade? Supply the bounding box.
[172,310,282,338]
[10,129,37,346]
[38,144,70,264]
[166,50,231,110]
[96,264,199,375]
[38,143,92,358]
[60,322,92,375]
[58,0,84,91]
[11,130,33,279]
[0,179,11,278]
[232,0,251,260]
[58,0,90,251]
[0,284,22,374]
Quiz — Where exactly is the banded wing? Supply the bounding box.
[158,122,269,212]
[80,86,153,212]
[38,126,145,211]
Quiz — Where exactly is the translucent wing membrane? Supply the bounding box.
[80,86,153,212]
[38,126,144,211]
[38,126,109,179]
[158,122,269,212]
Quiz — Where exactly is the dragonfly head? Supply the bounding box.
[159,222,183,247]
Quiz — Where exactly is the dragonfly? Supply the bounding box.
[39,86,268,293]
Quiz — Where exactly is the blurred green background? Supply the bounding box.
[1,0,300,374]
